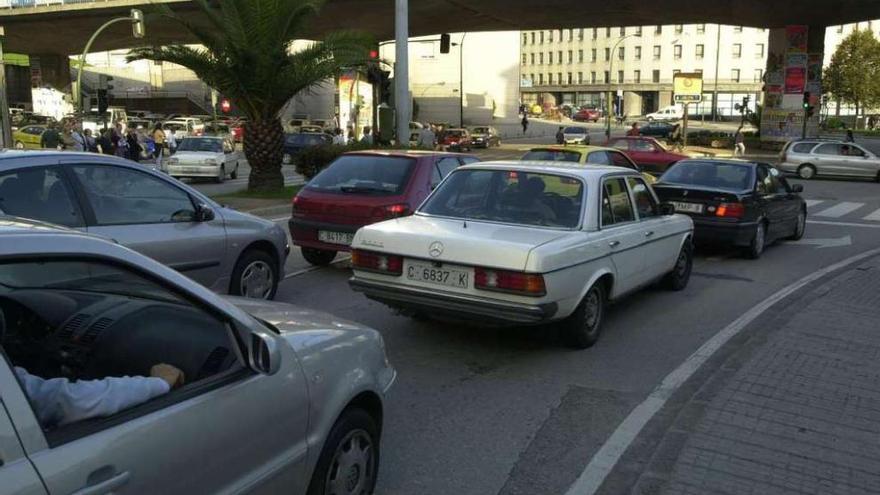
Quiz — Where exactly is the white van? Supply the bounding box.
[646,105,683,122]
[82,106,128,133]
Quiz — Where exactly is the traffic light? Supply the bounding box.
[220,99,232,114]
[440,34,451,54]
[96,89,109,115]
[802,92,810,110]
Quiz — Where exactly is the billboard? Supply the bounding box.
[673,73,704,104]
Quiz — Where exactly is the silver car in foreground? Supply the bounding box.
[0,217,394,495]
[0,151,288,299]
[778,139,880,180]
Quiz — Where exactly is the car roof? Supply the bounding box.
[674,158,760,167]
[0,215,79,235]
[180,135,224,140]
[345,149,469,158]
[528,145,615,153]
[459,160,631,177]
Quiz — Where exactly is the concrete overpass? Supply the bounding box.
[1,0,879,55]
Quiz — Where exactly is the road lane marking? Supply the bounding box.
[804,199,824,208]
[863,208,880,222]
[807,219,880,229]
[812,201,864,218]
[564,246,880,495]
[283,256,351,280]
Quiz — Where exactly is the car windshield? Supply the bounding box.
[306,155,416,195]
[564,127,586,134]
[420,169,584,228]
[522,149,583,162]
[447,131,465,137]
[472,127,489,134]
[177,138,223,153]
[660,161,754,191]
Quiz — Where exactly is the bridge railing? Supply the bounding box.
[0,0,120,9]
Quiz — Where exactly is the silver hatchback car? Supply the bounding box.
[0,151,288,299]
[778,139,880,181]
[0,217,394,494]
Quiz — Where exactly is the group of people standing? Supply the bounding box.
[38,120,177,166]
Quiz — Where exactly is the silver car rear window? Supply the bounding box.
[792,142,819,153]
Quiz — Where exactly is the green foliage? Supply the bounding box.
[825,117,846,129]
[687,130,732,148]
[293,143,408,179]
[824,29,880,113]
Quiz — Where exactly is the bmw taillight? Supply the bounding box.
[371,203,411,220]
[474,268,546,296]
[715,202,745,218]
[351,250,403,275]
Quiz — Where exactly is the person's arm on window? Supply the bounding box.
[14,365,181,427]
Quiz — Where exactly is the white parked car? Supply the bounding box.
[349,162,695,348]
[646,105,684,122]
[165,136,241,182]
[562,126,591,145]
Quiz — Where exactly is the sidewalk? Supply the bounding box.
[619,255,880,494]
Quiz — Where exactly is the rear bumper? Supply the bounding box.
[349,277,558,325]
[692,217,757,247]
[289,218,360,252]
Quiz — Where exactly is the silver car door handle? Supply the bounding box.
[71,471,131,495]
[609,240,621,248]
[645,231,655,237]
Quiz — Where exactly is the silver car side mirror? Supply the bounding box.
[196,203,215,222]
[250,331,281,375]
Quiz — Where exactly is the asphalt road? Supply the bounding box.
[263,167,880,494]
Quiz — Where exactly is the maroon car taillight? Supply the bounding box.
[715,202,745,218]
[371,203,411,220]
[352,249,403,275]
[291,195,305,217]
[474,268,546,296]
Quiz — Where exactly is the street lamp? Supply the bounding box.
[606,33,640,140]
[452,34,467,127]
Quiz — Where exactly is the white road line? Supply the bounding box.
[812,201,864,218]
[283,256,351,279]
[804,199,824,208]
[808,220,880,229]
[863,208,880,222]
[564,246,880,495]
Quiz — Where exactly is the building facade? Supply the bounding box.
[520,24,768,118]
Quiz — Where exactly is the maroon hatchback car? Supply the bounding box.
[289,150,479,266]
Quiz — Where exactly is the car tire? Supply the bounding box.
[787,207,807,241]
[647,117,654,122]
[797,164,817,180]
[875,171,880,183]
[306,408,380,495]
[14,141,24,149]
[559,282,606,349]
[302,247,337,266]
[744,220,767,260]
[230,249,278,300]
[662,241,693,291]
[230,163,239,180]
[215,165,226,183]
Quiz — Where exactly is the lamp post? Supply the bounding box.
[607,33,640,141]
[712,24,721,121]
[452,34,467,127]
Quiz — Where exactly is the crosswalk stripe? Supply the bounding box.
[804,199,824,208]
[863,208,880,222]
[813,201,864,218]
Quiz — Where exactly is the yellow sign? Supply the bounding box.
[673,73,704,103]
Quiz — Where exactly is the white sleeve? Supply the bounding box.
[14,367,171,427]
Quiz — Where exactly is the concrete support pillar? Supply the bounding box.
[29,54,71,92]
[623,91,641,118]
[760,25,825,144]
[394,0,411,145]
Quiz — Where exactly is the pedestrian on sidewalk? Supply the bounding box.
[152,123,167,169]
[332,128,346,145]
[126,128,141,162]
[361,126,374,145]
[669,123,684,152]
[97,129,113,155]
[166,128,178,156]
[112,122,124,157]
[521,114,529,135]
[626,122,640,137]
[40,123,61,150]
[83,129,98,153]
[734,128,746,156]
[555,126,565,145]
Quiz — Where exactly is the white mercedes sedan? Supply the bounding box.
[349,162,694,348]
[165,136,241,182]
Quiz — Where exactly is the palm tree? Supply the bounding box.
[128,0,373,191]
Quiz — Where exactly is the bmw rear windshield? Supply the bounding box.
[306,155,416,195]
[521,149,583,162]
[420,169,584,228]
[660,161,754,192]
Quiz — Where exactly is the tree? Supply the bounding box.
[128,0,372,191]
[824,29,880,121]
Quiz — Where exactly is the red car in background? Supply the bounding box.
[289,150,479,266]
[607,136,689,175]
[440,129,473,151]
[572,108,601,123]
[231,119,246,143]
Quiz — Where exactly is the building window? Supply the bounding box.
[620,27,625,36]
[653,45,661,59]
[674,44,682,59]
[733,43,742,58]
[548,73,554,84]
[754,68,764,82]
[606,27,611,37]
[604,71,610,83]
[567,72,573,85]
[634,70,641,83]
[539,52,544,64]
[635,46,642,60]
[697,24,706,34]
[530,73,535,83]
[578,49,584,62]
[618,70,624,83]
[548,30,554,42]
[568,50,573,64]
[591,49,597,62]
[531,32,536,44]
[755,43,765,58]
[558,29,564,39]
[734,26,743,32]
[605,47,610,61]
[635,26,642,36]
[578,72,583,84]
[539,73,544,84]
[592,28,598,40]
[531,53,535,65]
[695,44,705,59]
[548,52,553,64]
[522,53,527,65]
[578,28,584,41]
[540,31,545,44]
[655,25,662,35]
[558,50,563,63]
[568,28,574,41]
[652,70,660,83]
[675,24,683,34]
[523,33,528,45]
[558,72,563,85]
[731,69,740,82]
[619,47,625,60]
[590,71,597,84]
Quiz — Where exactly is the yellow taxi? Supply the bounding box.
[12,124,47,149]
[521,145,658,184]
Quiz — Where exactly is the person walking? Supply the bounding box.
[152,123,167,169]
[555,126,565,145]
[69,123,86,152]
[417,124,436,149]
[166,128,178,155]
[111,122,124,157]
[360,126,374,145]
[126,128,141,162]
[83,129,99,153]
[332,128,346,145]
[734,128,746,157]
[521,114,529,135]
[40,123,61,150]
[669,123,683,152]
[97,129,113,155]
[626,122,640,137]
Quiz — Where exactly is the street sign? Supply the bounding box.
[673,72,703,104]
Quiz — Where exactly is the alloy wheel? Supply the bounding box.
[798,165,815,179]
[324,430,374,495]
[795,212,806,238]
[754,223,766,255]
[583,286,602,337]
[239,260,274,299]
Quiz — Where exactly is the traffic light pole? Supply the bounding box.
[394,0,410,146]
[0,27,13,149]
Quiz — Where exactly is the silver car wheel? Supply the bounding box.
[239,260,274,299]
[325,429,374,495]
[583,286,602,332]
